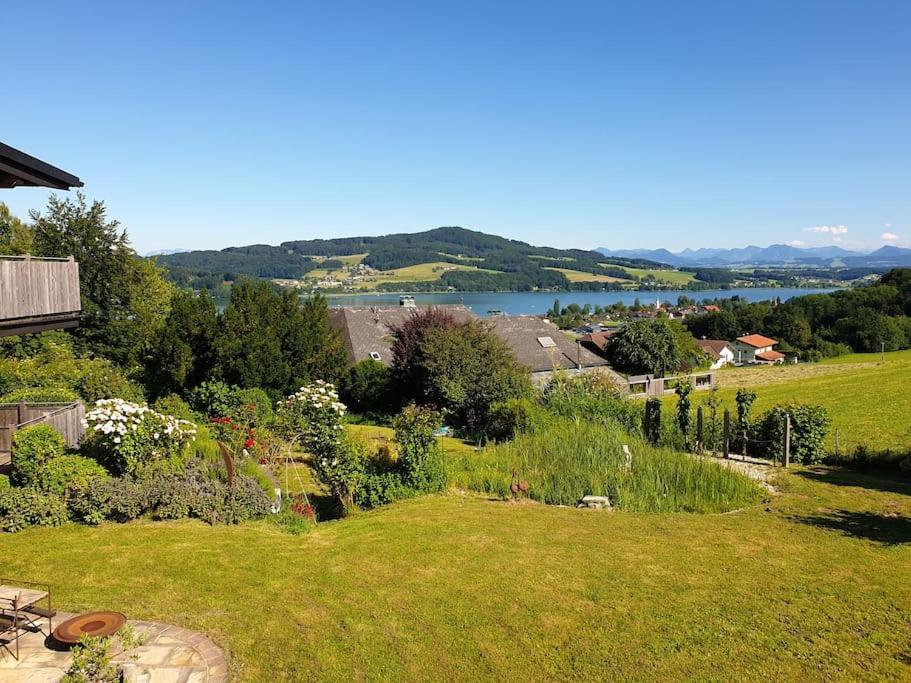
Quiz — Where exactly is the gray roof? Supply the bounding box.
[328,305,477,365]
[328,307,610,373]
[486,316,610,373]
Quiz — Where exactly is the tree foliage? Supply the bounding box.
[605,318,681,376]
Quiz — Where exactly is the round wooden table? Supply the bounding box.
[53,611,127,644]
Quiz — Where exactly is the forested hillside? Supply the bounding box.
[156,226,672,291]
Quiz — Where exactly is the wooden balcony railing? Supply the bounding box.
[0,255,81,337]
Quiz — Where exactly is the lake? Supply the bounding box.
[325,287,837,316]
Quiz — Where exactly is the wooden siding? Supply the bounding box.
[0,256,81,321]
[0,402,86,454]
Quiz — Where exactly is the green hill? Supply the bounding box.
[156,226,690,292]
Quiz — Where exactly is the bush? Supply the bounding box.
[0,487,68,532]
[83,399,197,476]
[231,387,274,426]
[543,373,642,436]
[11,424,65,486]
[76,360,144,403]
[68,477,147,525]
[755,402,830,464]
[151,394,198,422]
[275,381,346,460]
[340,360,393,414]
[35,455,109,497]
[0,385,80,403]
[0,474,9,492]
[393,405,446,493]
[68,460,271,526]
[189,381,237,418]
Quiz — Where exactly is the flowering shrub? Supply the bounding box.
[275,380,346,458]
[276,382,362,510]
[83,399,197,476]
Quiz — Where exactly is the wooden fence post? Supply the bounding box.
[784,413,791,468]
[723,409,730,459]
[834,428,840,459]
[696,407,703,455]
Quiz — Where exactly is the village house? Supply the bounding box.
[733,334,785,365]
[694,339,736,370]
[328,301,615,385]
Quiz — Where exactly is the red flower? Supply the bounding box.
[244,438,255,448]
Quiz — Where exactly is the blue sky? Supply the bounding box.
[3,1,909,254]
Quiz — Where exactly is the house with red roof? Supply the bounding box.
[734,334,785,365]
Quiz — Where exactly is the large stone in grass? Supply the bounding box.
[578,495,612,510]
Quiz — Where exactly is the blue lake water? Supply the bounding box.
[326,287,837,316]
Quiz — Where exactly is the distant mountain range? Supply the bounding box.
[596,244,911,268]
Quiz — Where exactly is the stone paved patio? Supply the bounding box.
[0,612,228,682]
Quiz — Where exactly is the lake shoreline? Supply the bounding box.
[322,286,838,316]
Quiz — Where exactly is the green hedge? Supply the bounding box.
[35,455,109,497]
[11,424,65,486]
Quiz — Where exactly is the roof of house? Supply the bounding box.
[756,350,785,362]
[579,330,614,351]
[703,305,720,312]
[487,316,610,373]
[327,305,477,365]
[328,306,611,373]
[695,339,733,359]
[736,334,778,348]
[0,142,83,190]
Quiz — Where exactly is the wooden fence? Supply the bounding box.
[0,402,85,454]
[627,371,715,398]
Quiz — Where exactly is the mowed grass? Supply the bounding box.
[543,266,630,283]
[347,423,477,457]
[682,350,911,452]
[1,469,909,680]
[614,265,698,284]
[351,262,500,289]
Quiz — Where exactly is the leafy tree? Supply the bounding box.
[214,281,345,398]
[389,308,460,402]
[405,319,533,435]
[605,318,681,376]
[145,289,218,397]
[675,380,693,449]
[340,359,392,414]
[0,203,33,254]
[31,193,171,367]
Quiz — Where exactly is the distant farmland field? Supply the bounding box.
[679,350,911,452]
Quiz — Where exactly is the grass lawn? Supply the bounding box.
[544,266,630,283]
[1,468,909,680]
[683,350,911,452]
[351,262,500,289]
[615,266,698,285]
[348,423,477,457]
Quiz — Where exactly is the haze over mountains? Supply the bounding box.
[597,244,911,268]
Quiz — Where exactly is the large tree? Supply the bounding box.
[421,321,532,434]
[30,193,171,367]
[144,288,218,398]
[0,203,33,254]
[389,308,460,402]
[606,318,682,376]
[214,280,345,398]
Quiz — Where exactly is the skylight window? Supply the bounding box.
[537,336,557,348]
[369,351,382,361]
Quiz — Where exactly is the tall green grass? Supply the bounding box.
[448,419,762,513]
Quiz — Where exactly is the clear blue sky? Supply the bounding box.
[3,1,909,254]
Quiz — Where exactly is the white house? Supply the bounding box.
[695,339,736,369]
[734,334,784,365]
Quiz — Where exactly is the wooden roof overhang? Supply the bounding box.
[0,142,83,190]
